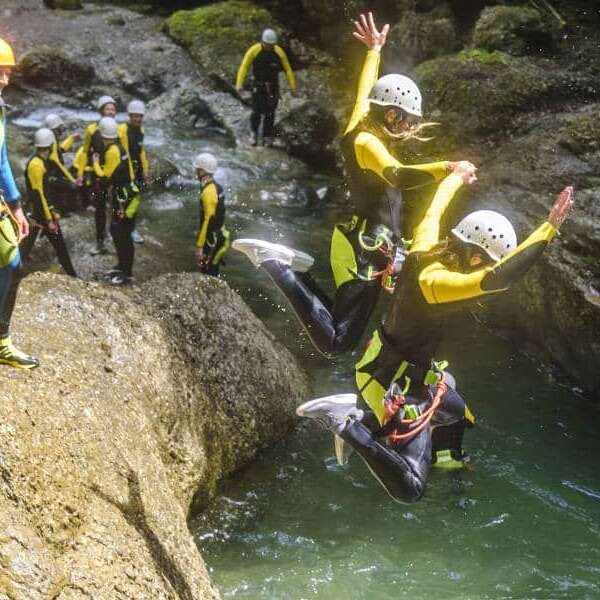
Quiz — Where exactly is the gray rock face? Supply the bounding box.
[1,272,309,597]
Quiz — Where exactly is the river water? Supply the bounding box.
[15,112,600,599]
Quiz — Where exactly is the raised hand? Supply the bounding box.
[352,12,390,52]
[548,185,574,229]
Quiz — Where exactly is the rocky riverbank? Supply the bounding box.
[0,272,309,598]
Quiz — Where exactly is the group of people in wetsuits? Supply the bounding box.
[233,13,574,503]
[0,35,230,369]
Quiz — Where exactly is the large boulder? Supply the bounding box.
[276,101,339,171]
[472,5,559,56]
[16,47,95,91]
[164,1,277,83]
[415,49,554,136]
[1,271,309,596]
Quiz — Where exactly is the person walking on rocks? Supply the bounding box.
[118,100,149,245]
[73,95,118,255]
[92,117,140,286]
[235,28,296,147]
[0,37,39,368]
[20,128,77,277]
[193,152,230,276]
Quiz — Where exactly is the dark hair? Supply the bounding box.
[419,238,493,273]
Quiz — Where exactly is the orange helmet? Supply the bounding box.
[0,38,16,67]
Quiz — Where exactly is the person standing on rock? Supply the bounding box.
[73,95,118,256]
[44,113,83,214]
[193,152,230,276]
[92,117,140,286]
[118,100,149,245]
[235,28,296,147]
[0,37,39,368]
[233,13,474,356]
[297,172,574,504]
[20,128,77,277]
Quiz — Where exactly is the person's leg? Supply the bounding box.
[46,225,77,277]
[341,418,432,503]
[18,223,40,261]
[263,93,279,144]
[261,260,380,354]
[93,189,108,252]
[250,88,263,145]
[119,217,135,278]
[0,258,39,368]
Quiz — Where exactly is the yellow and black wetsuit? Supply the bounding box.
[236,42,296,141]
[196,177,230,276]
[74,123,107,244]
[47,133,79,214]
[260,47,449,356]
[342,173,558,503]
[118,122,147,187]
[93,141,140,277]
[21,153,77,277]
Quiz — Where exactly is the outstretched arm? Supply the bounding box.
[419,186,574,304]
[345,13,389,135]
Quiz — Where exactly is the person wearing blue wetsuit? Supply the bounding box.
[0,37,39,368]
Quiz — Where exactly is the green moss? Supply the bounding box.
[559,113,600,156]
[457,48,510,65]
[165,1,275,80]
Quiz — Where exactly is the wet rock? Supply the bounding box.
[146,148,180,189]
[472,5,559,56]
[1,271,309,596]
[385,8,458,70]
[43,0,82,9]
[415,50,554,136]
[16,47,95,91]
[276,101,339,171]
[558,111,600,158]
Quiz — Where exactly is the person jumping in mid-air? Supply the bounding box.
[297,164,574,503]
[234,13,474,356]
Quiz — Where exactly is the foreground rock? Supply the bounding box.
[1,272,309,597]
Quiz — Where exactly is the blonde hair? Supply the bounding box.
[361,105,439,143]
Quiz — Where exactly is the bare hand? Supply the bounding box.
[353,12,390,52]
[47,220,58,234]
[548,185,574,229]
[92,152,100,163]
[451,161,478,185]
[13,207,29,239]
[72,132,82,141]
[73,176,84,187]
[195,247,204,268]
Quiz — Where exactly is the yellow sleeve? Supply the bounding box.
[141,146,149,176]
[345,50,381,135]
[60,134,76,152]
[93,145,120,179]
[411,173,464,253]
[27,159,53,222]
[355,131,450,190]
[117,123,129,154]
[74,123,96,176]
[418,222,557,304]
[236,43,261,89]
[274,46,296,90]
[196,184,218,247]
[49,142,75,182]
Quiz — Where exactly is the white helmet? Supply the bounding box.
[98,116,118,139]
[368,74,423,117]
[44,113,64,130]
[192,152,218,173]
[34,127,56,148]
[127,99,145,115]
[97,95,116,112]
[452,210,517,262]
[262,28,277,44]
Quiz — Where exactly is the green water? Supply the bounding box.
[134,132,600,600]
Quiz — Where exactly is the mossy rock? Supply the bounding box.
[559,112,600,157]
[472,5,559,56]
[164,1,277,82]
[17,47,95,90]
[415,50,553,135]
[43,0,83,8]
[387,10,458,69]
